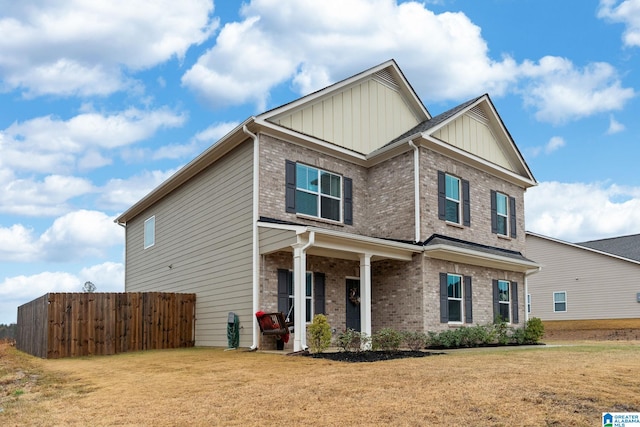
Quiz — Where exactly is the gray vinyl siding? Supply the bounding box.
[526,234,640,320]
[124,140,254,347]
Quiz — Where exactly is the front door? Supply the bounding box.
[345,279,361,331]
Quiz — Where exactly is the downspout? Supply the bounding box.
[408,140,420,243]
[115,222,126,290]
[243,125,261,350]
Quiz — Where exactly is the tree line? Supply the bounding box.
[0,323,17,340]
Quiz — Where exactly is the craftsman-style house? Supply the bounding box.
[115,60,539,351]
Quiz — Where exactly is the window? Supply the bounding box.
[445,174,461,223]
[554,291,567,312]
[527,294,531,314]
[285,271,313,323]
[447,274,463,323]
[144,216,155,249]
[491,190,516,237]
[497,280,510,321]
[286,161,348,222]
[496,192,508,236]
[438,171,470,226]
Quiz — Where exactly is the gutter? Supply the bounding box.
[296,231,315,351]
[408,140,420,243]
[243,125,261,350]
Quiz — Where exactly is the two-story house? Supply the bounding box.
[115,60,539,351]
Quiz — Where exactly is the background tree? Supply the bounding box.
[82,281,96,293]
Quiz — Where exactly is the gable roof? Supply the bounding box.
[526,231,640,266]
[577,234,640,262]
[257,59,431,155]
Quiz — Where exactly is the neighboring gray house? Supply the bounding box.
[115,60,539,351]
[525,232,640,321]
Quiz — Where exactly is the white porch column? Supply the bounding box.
[292,242,308,352]
[359,253,372,350]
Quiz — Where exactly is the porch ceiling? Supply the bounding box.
[258,222,421,262]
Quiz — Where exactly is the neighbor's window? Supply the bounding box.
[496,192,508,236]
[527,294,531,314]
[447,274,463,323]
[144,216,155,249]
[553,291,567,312]
[498,280,511,321]
[445,174,461,223]
[296,164,342,221]
[287,271,313,322]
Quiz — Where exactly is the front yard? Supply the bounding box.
[2,340,640,426]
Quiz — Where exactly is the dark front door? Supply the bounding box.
[345,279,361,331]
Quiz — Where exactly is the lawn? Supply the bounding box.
[1,340,639,426]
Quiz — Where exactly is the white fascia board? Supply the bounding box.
[424,243,540,273]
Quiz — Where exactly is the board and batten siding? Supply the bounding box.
[270,77,420,154]
[526,233,640,321]
[124,139,254,347]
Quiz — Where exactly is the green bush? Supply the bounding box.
[336,329,370,352]
[403,331,427,351]
[307,314,332,354]
[494,317,510,345]
[372,328,403,351]
[523,317,545,344]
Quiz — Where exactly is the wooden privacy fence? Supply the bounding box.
[16,292,196,359]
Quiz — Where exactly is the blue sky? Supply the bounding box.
[1,0,640,324]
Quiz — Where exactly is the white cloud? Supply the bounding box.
[182,0,519,108]
[0,173,94,216]
[519,57,635,124]
[0,0,218,97]
[525,181,640,242]
[0,107,187,174]
[98,168,180,210]
[598,0,640,48]
[0,210,123,262]
[527,136,566,158]
[606,115,626,134]
[0,262,124,324]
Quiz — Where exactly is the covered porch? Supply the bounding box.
[257,220,422,352]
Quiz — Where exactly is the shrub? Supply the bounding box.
[403,331,427,351]
[307,314,332,354]
[494,317,510,345]
[524,317,545,344]
[372,328,403,351]
[336,329,370,352]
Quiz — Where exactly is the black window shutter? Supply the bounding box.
[277,269,290,313]
[439,273,448,323]
[437,171,446,220]
[490,190,498,234]
[285,160,296,213]
[509,196,517,238]
[313,272,325,315]
[343,177,353,225]
[492,279,499,322]
[462,179,471,226]
[511,282,519,324]
[464,276,473,324]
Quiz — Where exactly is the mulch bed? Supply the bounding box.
[302,350,444,363]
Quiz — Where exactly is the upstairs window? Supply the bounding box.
[144,216,155,249]
[554,291,567,312]
[285,160,352,224]
[491,190,517,237]
[438,171,470,226]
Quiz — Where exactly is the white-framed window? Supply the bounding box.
[144,216,155,249]
[445,174,461,224]
[553,291,567,312]
[495,192,509,236]
[296,164,342,222]
[527,294,531,314]
[286,271,313,322]
[497,280,511,321]
[447,273,463,323]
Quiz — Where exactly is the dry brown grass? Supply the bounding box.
[544,318,640,340]
[2,341,640,426]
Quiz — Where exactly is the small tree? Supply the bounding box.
[308,314,332,354]
[82,281,96,293]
